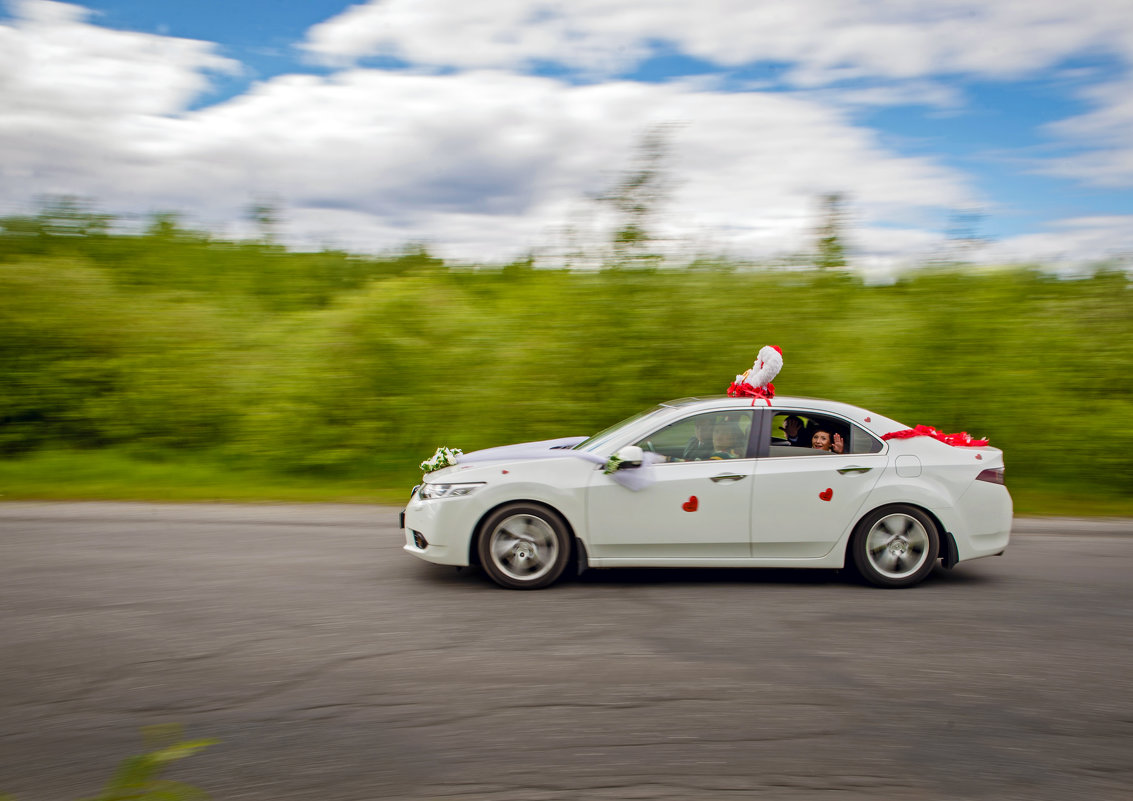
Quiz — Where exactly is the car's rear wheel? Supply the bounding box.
[477,503,571,590]
[851,505,939,588]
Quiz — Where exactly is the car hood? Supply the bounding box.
[422,436,590,483]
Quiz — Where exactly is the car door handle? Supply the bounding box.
[710,473,747,482]
[836,466,873,474]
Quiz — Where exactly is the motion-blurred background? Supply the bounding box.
[1,1,1130,513]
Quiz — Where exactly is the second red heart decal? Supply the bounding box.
[682,495,698,512]
[819,488,833,501]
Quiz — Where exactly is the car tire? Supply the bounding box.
[850,505,940,588]
[477,503,571,590]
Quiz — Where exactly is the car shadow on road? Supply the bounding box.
[925,562,999,585]
[409,560,997,591]
[570,554,1003,589]
[576,566,844,587]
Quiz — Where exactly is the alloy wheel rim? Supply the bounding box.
[489,514,558,581]
[865,513,930,579]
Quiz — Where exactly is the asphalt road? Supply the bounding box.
[1,503,1130,801]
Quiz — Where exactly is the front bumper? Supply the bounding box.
[401,493,482,567]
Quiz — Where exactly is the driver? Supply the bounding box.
[681,417,716,461]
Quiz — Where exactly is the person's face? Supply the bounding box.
[695,421,714,442]
[784,418,801,436]
[811,431,831,450]
[714,429,741,452]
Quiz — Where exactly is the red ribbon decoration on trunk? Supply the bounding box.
[881,425,988,447]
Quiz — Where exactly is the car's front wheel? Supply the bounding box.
[851,505,940,588]
[477,503,571,590]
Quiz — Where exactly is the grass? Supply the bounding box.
[1,450,1130,517]
[1006,484,1133,518]
[0,450,411,505]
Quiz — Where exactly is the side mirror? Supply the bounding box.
[613,445,644,469]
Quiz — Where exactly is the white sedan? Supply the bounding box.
[401,396,1012,589]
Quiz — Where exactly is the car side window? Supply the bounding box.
[636,410,754,462]
[848,424,883,454]
[767,411,882,457]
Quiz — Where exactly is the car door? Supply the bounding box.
[586,410,755,560]
[750,410,887,558]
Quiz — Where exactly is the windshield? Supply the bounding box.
[573,405,669,453]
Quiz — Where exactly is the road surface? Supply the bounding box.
[1,503,1130,800]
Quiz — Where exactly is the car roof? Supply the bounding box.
[662,394,864,415]
[659,395,907,433]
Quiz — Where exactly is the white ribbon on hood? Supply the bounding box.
[455,437,661,491]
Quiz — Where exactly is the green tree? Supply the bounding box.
[815,192,847,270]
[598,125,674,267]
[246,198,281,244]
[38,196,113,238]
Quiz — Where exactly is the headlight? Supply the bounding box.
[418,482,485,500]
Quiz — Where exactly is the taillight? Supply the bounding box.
[977,467,1005,485]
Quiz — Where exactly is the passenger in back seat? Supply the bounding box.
[811,428,845,454]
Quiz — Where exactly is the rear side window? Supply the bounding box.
[767,411,882,457]
[848,424,883,454]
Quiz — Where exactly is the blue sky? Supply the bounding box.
[3,0,1132,271]
[75,1,345,91]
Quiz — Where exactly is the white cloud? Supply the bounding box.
[0,3,980,262]
[0,0,237,116]
[0,0,239,205]
[984,216,1133,266]
[1,0,1129,269]
[301,0,1133,195]
[174,71,979,260]
[804,81,965,111]
[302,0,1133,86]
[1039,78,1133,188]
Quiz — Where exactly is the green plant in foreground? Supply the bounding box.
[84,725,217,801]
[1,725,217,801]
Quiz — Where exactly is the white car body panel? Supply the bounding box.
[404,456,593,565]
[587,459,755,559]
[750,451,887,559]
[402,395,1012,578]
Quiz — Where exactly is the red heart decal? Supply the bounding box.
[501,469,509,474]
[819,488,833,501]
[975,454,982,460]
[682,496,698,512]
[864,416,871,422]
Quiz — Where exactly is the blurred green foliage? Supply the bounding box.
[1,725,215,801]
[1,205,1130,507]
